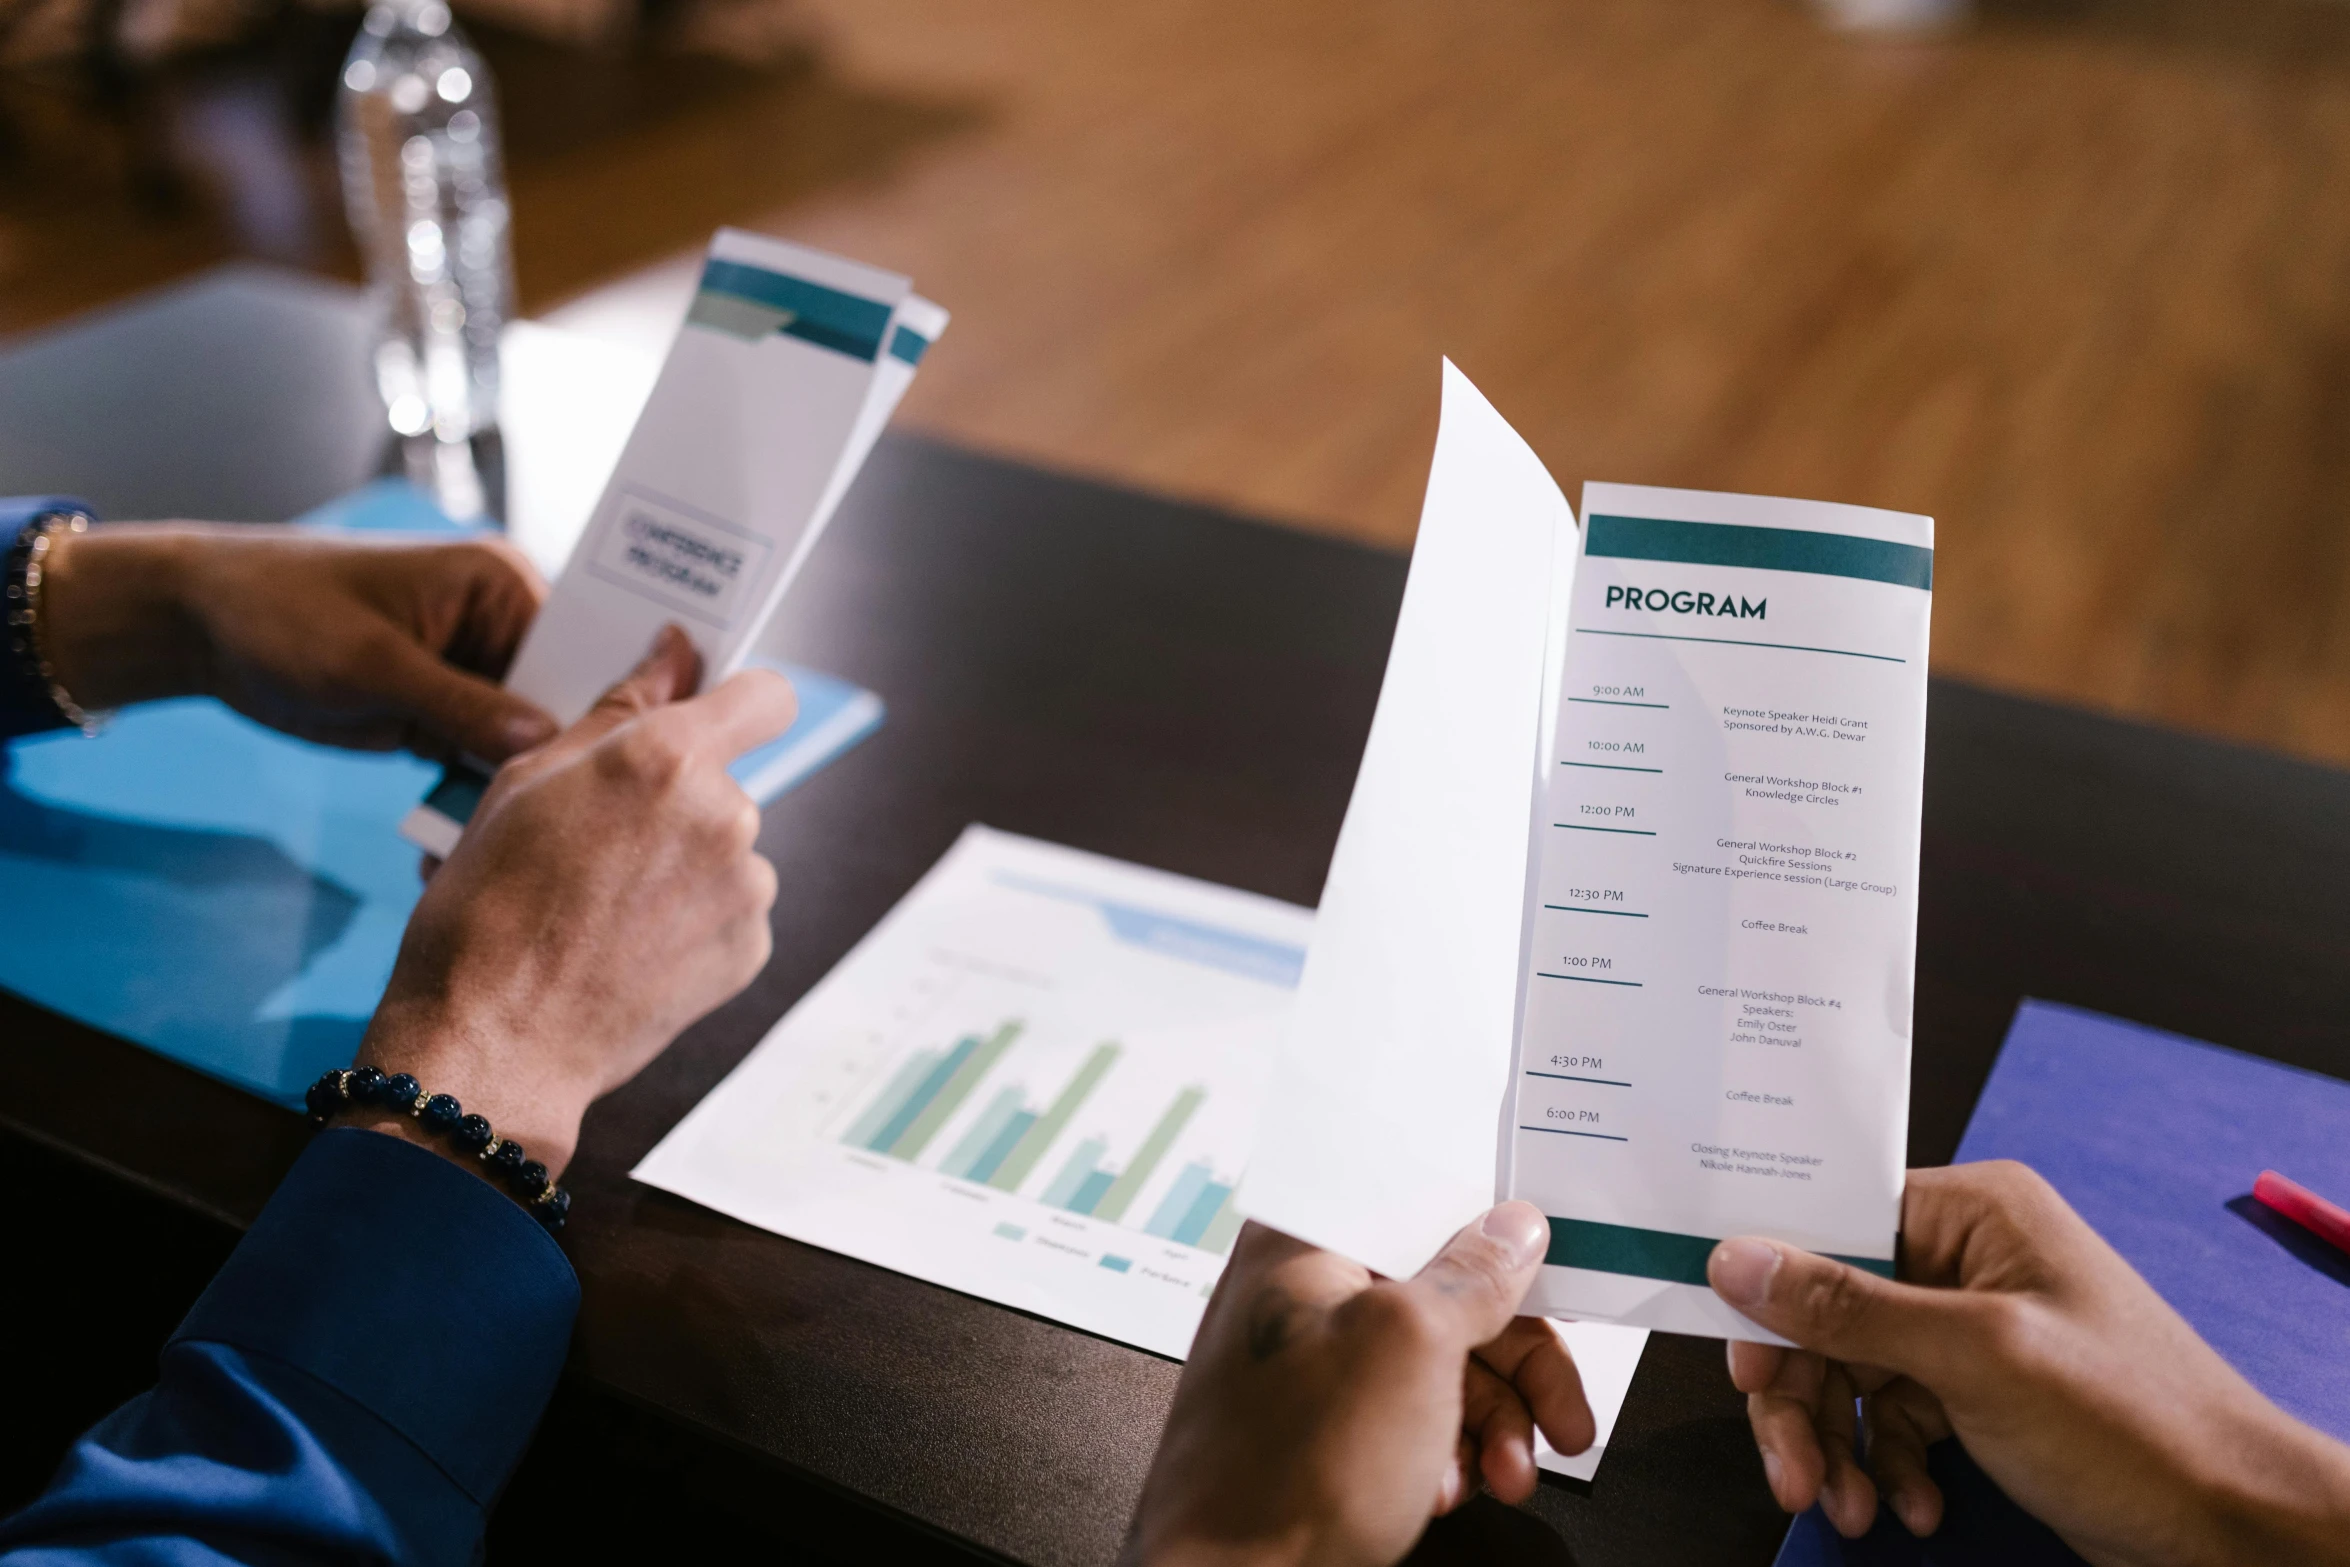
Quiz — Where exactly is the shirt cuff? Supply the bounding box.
[172,1126,580,1505]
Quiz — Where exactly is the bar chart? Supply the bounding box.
[636,827,1312,1356]
[840,1025,1245,1257]
[634,826,1316,1353]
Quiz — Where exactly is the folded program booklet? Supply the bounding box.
[402,229,945,856]
[1243,362,1931,1341]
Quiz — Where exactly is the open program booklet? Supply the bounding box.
[1244,363,1932,1342]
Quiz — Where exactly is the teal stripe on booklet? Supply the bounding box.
[1545,1216,1896,1285]
[887,324,931,365]
[692,257,894,361]
[1587,514,1933,591]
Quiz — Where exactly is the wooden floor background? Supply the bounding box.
[5,0,2350,763]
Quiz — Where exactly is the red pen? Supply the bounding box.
[2252,1170,2350,1256]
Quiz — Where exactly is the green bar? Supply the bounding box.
[1545,1217,1895,1285]
[1586,514,1932,591]
[1195,1193,1245,1256]
[988,1042,1120,1193]
[1092,1086,1204,1224]
[887,1021,1022,1161]
[843,1050,938,1147]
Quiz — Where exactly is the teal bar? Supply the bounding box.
[1545,1216,1895,1285]
[1587,514,1932,591]
[1146,1161,1215,1238]
[1040,1137,1106,1209]
[843,1050,939,1148]
[867,1035,978,1152]
[887,1022,1022,1161]
[1171,1181,1234,1247]
[1098,1255,1132,1273]
[942,1087,1025,1179]
[967,1109,1037,1185]
[1068,1168,1116,1215]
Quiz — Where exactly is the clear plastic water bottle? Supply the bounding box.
[336,0,511,517]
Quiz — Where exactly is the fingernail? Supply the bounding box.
[639,624,685,667]
[1761,1448,1785,1501]
[503,711,555,753]
[1480,1201,1549,1267]
[1709,1238,1782,1308]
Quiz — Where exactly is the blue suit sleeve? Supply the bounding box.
[0,1129,580,1566]
[1,496,99,741]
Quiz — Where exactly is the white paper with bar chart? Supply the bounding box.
[632,825,1313,1357]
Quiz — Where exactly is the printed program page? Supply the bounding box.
[1509,481,1933,1339]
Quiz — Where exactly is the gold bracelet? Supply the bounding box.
[20,513,105,736]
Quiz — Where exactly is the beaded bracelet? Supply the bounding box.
[4,510,104,736]
[307,1067,572,1231]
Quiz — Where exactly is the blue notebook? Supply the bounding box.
[0,481,882,1107]
[1777,1000,2350,1564]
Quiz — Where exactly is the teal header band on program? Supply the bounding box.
[1544,1216,1897,1284]
[694,258,894,361]
[1586,514,1933,592]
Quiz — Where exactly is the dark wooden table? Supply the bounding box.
[5,268,2349,1567]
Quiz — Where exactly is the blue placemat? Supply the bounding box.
[0,481,882,1105]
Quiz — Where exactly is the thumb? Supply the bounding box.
[1400,1202,1551,1351]
[1709,1238,1970,1381]
[543,625,702,757]
[372,630,557,761]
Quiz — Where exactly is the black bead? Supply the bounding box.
[514,1161,549,1198]
[536,1188,571,1231]
[418,1094,462,1134]
[451,1114,493,1152]
[347,1066,387,1105]
[382,1073,421,1109]
[485,1139,526,1176]
[305,1077,343,1125]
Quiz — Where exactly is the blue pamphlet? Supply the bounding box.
[1777,1000,2350,1564]
[0,481,882,1107]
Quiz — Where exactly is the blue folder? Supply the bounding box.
[1776,1000,2350,1564]
[0,481,882,1107]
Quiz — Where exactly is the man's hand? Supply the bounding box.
[41,522,555,762]
[1126,1204,1594,1567]
[351,626,795,1180]
[1710,1160,2350,1567]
